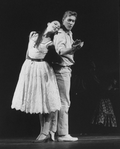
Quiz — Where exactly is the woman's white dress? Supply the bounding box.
[11,36,61,114]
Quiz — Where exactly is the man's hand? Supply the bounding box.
[80,41,84,48]
[71,39,84,54]
[72,39,84,48]
[72,39,82,47]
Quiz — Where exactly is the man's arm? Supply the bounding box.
[54,33,84,55]
[71,40,84,54]
[53,33,76,55]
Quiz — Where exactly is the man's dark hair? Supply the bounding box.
[62,11,77,22]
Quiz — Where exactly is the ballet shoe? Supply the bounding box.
[34,134,50,143]
[49,131,55,141]
[36,134,41,140]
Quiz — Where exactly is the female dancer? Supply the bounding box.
[11,21,61,142]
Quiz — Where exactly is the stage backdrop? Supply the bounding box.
[0,0,119,138]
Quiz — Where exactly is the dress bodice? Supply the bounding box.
[27,38,52,60]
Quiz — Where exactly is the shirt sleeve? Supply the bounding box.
[53,32,66,55]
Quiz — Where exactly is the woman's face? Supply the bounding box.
[46,21,60,33]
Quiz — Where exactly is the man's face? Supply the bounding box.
[63,15,76,31]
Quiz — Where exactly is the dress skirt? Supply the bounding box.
[11,59,61,114]
[91,98,117,127]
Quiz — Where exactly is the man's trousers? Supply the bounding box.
[55,66,71,135]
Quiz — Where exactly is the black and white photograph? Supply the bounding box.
[0,0,119,148]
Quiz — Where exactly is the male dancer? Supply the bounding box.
[53,11,84,141]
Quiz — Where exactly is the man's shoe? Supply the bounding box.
[57,134,78,142]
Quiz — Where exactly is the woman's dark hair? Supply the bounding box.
[34,30,44,48]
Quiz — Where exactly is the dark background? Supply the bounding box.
[0,0,119,139]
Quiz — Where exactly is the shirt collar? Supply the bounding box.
[61,25,72,35]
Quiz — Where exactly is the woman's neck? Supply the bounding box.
[43,32,54,41]
[42,35,51,43]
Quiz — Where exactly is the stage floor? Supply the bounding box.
[0,135,120,149]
